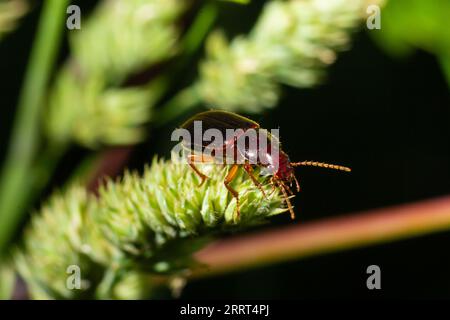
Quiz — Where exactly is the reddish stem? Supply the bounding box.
[192,195,450,277]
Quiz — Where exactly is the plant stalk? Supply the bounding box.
[0,0,69,256]
[154,86,201,127]
[190,195,450,278]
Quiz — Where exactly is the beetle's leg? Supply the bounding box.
[279,179,294,195]
[187,154,214,186]
[268,177,278,197]
[274,179,296,220]
[292,174,301,192]
[243,163,267,199]
[224,164,240,220]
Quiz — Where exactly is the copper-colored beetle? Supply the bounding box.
[180,110,351,219]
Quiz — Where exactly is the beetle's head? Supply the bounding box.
[260,151,294,182]
[274,152,295,183]
[270,157,352,220]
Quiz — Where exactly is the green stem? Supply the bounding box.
[150,3,217,126]
[179,2,217,64]
[149,2,218,127]
[95,258,128,299]
[30,141,69,200]
[154,86,201,127]
[0,0,69,256]
[66,152,102,186]
[439,54,450,88]
[95,267,119,299]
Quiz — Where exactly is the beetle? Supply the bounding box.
[179,110,351,219]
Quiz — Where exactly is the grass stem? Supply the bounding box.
[0,0,70,256]
[192,195,450,277]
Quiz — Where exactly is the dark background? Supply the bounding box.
[1,1,450,298]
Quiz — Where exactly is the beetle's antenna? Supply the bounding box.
[290,161,351,172]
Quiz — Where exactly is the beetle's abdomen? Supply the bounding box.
[180,110,259,153]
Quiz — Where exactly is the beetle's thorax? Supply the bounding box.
[260,150,293,181]
[274,151,294,181]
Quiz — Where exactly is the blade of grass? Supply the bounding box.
[0,0,70,256]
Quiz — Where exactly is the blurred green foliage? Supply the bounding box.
[0,0,27,41]
[196,0,368,113]
[72,0,185,83]
[372,0,450,85]
[46,67,157,148]
[46,0,187,148]
[15,187,114,299]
